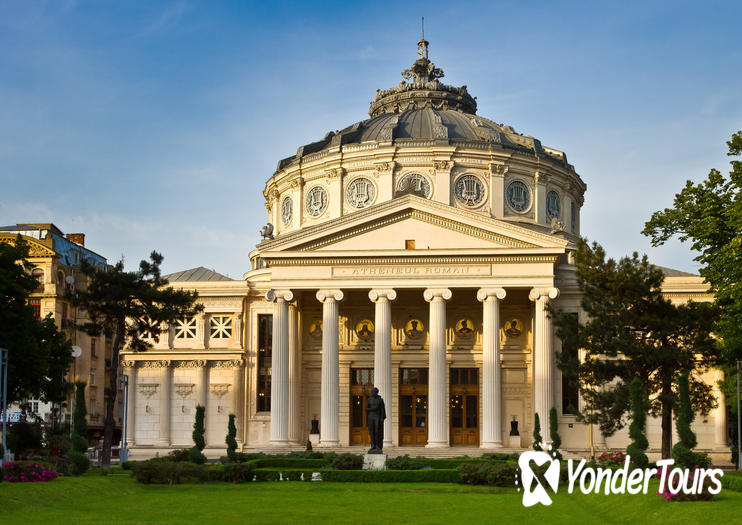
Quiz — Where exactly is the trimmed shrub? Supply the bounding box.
[131,460,208,484]
[549,407,562,460]
[250,458,327,469]
[722,474,742,492]
[479,453,520,462]
[626,377,649,468]
[67,450,91,476]
[286,450,326,459]
[2,461,58,482]
[319,469,460,483]
[188,447,207,465]
[386,455,427,470]
[458,462,518,486]
[533,413,543,451]
[327,453,363,470]
[226,414,237,461]
[672,373,711,470]
[222,462,255,483]
[121,461,136,471]
[169,449,191,462]
[220,452,266,464]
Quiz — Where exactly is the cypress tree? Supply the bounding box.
[67,381,90,475]
[189,405,207,464]
[226,413,237,461]
[532,413,543,451]
[672,372,709,468]
[626,377,649,468]
[549,407,562,460]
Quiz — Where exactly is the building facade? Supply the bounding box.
[0,223,121,440]
[121,42,729,459]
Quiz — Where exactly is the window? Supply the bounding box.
[400,368,428,385]
[31,401,39,414]
[62,303,68,320]
[561,313,580,415]
[257,314,272,412]
[351,368,374,386]
[174,317,197,339]
[210,316,233,339]
[90,372,95,386]
[29,298,41,320]
[90,338,96,357]
[450,368,478,386]
[405,240,415,250]
[90,399,96,416]
[32,268,44,292]
[57,270,65,286]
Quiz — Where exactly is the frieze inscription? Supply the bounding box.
[332,264,491,278]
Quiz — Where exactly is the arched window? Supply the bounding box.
[32,268,44,292]
[57,270,65,286]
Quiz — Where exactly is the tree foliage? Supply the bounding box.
[549,407,562,460]
[74,251,202,466]
[672,372,711,469]
[643,131,742,363]
[552,239,718,457]
[532,413,543,451]
[626,377,649,468]
[0,236,73,406]
[226,413,237,461]
[67,381,90,475]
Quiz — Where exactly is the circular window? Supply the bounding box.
[546,191,561,219]
[281,197,293,225]
[396,173,432,198]
[346,177,377,209]
[454,174,486,207]
[506,180,531,212]
[305,186,328,217]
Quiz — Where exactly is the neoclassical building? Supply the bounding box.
[121,41,729,459]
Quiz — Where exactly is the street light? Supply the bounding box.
[737,360,741,471]
[1,348,8,462]
[120,374,129,465]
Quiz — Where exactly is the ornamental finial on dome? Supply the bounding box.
[418,17,428,59]
[402,18,444,84]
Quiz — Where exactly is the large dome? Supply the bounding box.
[276,40,571,172]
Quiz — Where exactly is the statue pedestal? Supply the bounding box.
[309,434,320,447]
[363,454,387,471]
[508,434,521,448]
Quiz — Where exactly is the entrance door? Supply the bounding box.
[450,368,479,445]
[399,368,428,445]
[350,368,374,445]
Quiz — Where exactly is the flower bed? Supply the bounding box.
[2,461,59,483]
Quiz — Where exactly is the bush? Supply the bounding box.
[7,422,43,456]
[458,462,518,486]
[226,414,237,461]
[250,458,327,469]
[66,450,91,476]
[286,450,326,459]
[319,469,460,483]
[479,453,520,462]
[188,447,207,465]
[386,455,427,470]
[121,461,136,471]
[1,461,58,482]
[327,453,363,470]
[222,462,255,483]
[220,452,266,464]
[131,460,208,484]
[596,451,627,468]
[169,449,191,462]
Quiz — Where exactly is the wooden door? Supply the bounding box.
[450,368,479,445]
[350,368,374,445]
[399,368,428,446]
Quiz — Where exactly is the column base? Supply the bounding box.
[270,439,289,446]
[383,440,393,448]
[155,441,171,448]
[319,440,339,447]
[425,441,449,448]
[480,441,504,449]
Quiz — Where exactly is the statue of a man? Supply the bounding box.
[366,387,386,453]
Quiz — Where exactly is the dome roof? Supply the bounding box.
[276,41,572,172]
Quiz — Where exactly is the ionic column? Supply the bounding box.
[478,288,507,448]
[713,369,727,446]
[122,361,137,447]
[197,360,209,408]
[529,287,559,444]
[157,360,172,447]
[288,303,301,443]
[267,289,293,445]
[424,288,452,447]
[232,361,244,443]
[316,290,344,446]
[369,289,397,447]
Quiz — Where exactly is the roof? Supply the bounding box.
[658,266,698,277]
[163,267,233,282]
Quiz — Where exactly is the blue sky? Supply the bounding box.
[1,1,740,278]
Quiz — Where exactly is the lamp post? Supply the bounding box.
[737,360,741,471]
[120,374,129,465]
[1,348,8,462]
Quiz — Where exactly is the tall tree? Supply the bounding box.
[553,239,719,458]
[643,131,742,363]
[74,251,202,467]
[0,236,73,407]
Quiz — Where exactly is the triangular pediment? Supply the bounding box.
[259,195,570,254]
[0,233,57,258]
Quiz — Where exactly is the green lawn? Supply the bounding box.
[1,472,740,524]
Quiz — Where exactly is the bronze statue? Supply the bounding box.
[366,387,386,454]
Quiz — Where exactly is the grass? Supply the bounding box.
[2,471,742,524]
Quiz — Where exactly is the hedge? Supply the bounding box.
[458,462,519,487]
[249,458,328,469]
[722,474,742,492]
[319,469,460,483]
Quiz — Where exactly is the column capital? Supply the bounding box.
[529,287,559,302]
[368,289,397,302]
[423,288,452,302]
[477,288,506,302]
[121,360,137,369]
[316,289,344,303]
[266,289,294,303]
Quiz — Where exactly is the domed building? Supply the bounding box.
[121,41,727,459]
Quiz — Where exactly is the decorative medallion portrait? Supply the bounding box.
[546,190,561,219]
[281,197,293,225]
[396,173,432,198]
[404,319,425,338]
[506,180,531,212]
[308,320,323,338]
[305,186,328,217]
[454,174,486,206]
[455,318,476,337]
[355,319,375,340]
[346,177,376,209]
[503,318,522,337]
